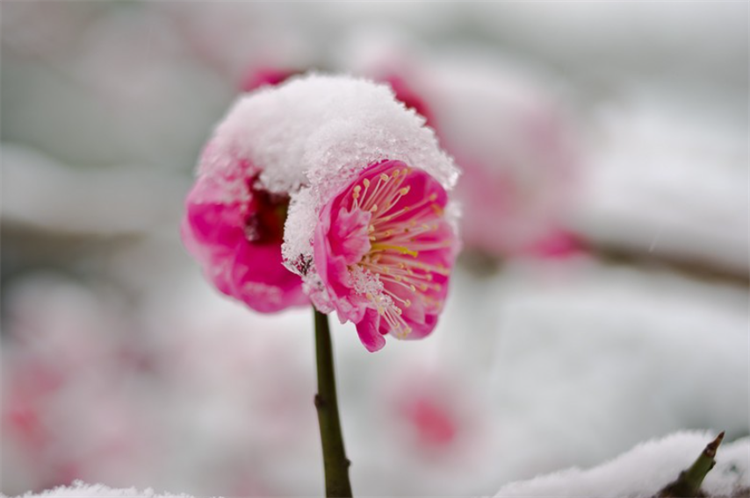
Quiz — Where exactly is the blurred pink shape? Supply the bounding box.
[403,395,457,447]
[379,361,492,471]
[525,229,585,259]
[1,278,158,494]
[449,95,580,259]
[341,38,582,260]
[241,67,300,92]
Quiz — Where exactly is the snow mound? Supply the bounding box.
[492,431,749,498]
[2,481,205,498]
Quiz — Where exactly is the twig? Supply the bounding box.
[314,309,353,497]
[657,431,725,498]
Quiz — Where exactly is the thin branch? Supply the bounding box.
[657,431,725,498]
[314,309,353,497]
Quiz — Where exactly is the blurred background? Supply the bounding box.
[1,2,748,496]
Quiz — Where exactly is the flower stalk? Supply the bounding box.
[314,310,353,497]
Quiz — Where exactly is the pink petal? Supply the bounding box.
[355,309,387,353]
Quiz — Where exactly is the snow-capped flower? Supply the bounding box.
[183,73,458,333]
[181,147,307,313]
[313,160,458,352]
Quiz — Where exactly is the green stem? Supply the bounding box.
[314,309,353,497]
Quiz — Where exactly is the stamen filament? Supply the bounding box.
[343,163,450,342]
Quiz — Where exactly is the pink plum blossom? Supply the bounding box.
[184,74,457,334]
[313,159,458,352]
[181,148,308,313]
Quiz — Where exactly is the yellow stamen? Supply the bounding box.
[370,243,419,257]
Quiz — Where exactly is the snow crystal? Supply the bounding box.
[491,432,750,498]
[349,264,385,297]
[201,73,456,195]
[1,481,204,498]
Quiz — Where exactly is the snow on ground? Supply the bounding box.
[492,431,749,498]
[5,432,746,498]
[481,259,748,486]
[2,482,196,498]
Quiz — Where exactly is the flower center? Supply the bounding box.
[346,166,451,338]
[244,176,290,245]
